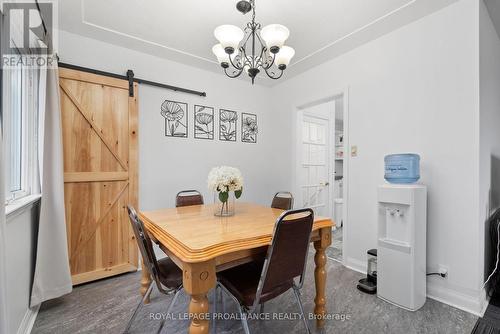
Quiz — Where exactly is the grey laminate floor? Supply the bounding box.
[32,255,478,334]
[326,227,343,262]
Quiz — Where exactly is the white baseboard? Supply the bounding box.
[481,290,491,315]
[426,281,486,317]
[344,257,366,275]
[16,304,40,334]
[343,256,487,316]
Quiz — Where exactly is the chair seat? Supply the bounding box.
[218,260,293,307]
[157,257,183,289]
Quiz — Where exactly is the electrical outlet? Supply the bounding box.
[438,265,449,278]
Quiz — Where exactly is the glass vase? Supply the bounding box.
[214,191,235,217]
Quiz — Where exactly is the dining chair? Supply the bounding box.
[124,206,184,334]
[175,189,204,207]
[216,208,314,334]
[271,191,294,210]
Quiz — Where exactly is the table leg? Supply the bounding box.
[183,260,216,334]
[140,257,152,304]
[314,227,332,328]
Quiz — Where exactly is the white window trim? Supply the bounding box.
[5,194,41,219]
[3,54,39,205]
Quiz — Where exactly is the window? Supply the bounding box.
[3,58,39,203]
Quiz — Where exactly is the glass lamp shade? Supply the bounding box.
[212,44,237,65]
[275,46,295,68]
[261,24,290,51]
[214,25,244,53]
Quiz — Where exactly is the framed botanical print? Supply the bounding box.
[161,100,188,138]
[219,109,238,142]
[241,113,258,143]
[194,105,214,140]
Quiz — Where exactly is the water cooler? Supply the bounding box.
[377,184,427,311]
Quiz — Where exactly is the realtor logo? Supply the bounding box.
[1,1,58,68]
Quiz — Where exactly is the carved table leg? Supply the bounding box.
[140,257,152,304]
[314,227,332,328]
[183,260,216,334]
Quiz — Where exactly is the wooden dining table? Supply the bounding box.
[139,202,334,334]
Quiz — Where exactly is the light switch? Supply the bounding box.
[351,145,358,157]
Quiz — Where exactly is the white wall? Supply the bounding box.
[58,30,292,211]
[479,0,500,290]
[5,203,40,334]
[272,0,483,314]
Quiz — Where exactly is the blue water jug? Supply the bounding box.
[384,154,420,184]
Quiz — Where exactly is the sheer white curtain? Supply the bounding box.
[30,58,72,306]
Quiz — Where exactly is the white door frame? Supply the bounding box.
[294,87,349,265]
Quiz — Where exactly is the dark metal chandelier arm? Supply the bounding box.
[255,29,266,49]
[242,26,253,46]
[240,48,255,68]
[263,67,284,80]
[224,66,244,78]
[228,51,243,70]
[263,52,277,70]
[256,46,266,67]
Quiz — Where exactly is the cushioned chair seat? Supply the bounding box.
[157,257,183,288]
[218,260,294,307]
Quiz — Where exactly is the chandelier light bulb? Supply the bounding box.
[260,24,290,53]
[212,44,236,68]
[275,46,295,70]
[214,25,244,54]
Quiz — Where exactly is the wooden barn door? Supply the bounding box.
[59,68,138,285]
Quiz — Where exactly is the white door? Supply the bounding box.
[299,114,331,216]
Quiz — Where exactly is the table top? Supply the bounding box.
[140,202,334,263]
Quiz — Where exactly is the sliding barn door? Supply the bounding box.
[59,68,138,285]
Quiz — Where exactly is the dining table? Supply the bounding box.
[139,202,334,334]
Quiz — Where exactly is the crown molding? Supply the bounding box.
[80,0,416,73]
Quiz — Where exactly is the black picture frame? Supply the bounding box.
[219,109,238,142]
[241,112,258,143]
[194,105,215,140]
[161,100,188,138]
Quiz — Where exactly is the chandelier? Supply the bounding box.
[212,0,295,84]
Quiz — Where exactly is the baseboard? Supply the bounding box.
[343,256,486,316]
[16,304,40,334]
[481,290,491,315]
[344,257,366,274]
[427,281,486,317]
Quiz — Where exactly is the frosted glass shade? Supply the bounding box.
[261,24,289,50]
[275,46,295,68]
[212,44,236,65]
[214,25,244,52]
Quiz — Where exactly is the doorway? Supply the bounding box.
[296,92,348,263]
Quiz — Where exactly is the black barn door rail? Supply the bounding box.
[58,62,207,98]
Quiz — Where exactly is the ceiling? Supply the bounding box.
[59,0,458,86]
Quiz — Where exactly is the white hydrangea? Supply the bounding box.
[207,166,244,193]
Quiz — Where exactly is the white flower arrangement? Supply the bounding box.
[207,166,243,203]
